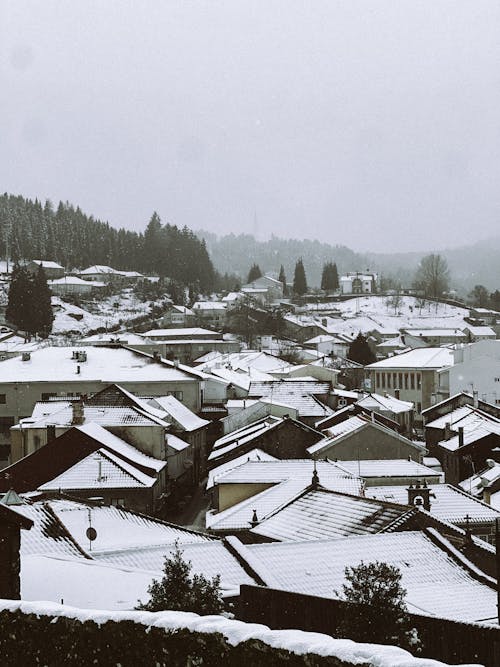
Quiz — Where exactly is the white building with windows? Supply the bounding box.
[340,271,377,294]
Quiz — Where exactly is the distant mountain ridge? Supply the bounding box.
[198,231,500,293]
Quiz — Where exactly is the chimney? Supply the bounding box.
[407,480,431,511]
[76,365,81,374]
[46,424,56,443]
[444,422,451,441]
[250,509,258,527]
[458,426,465,448]
[152,350,161,363]
[483,486,492,505]
[473,390,479,409]
[394,389,400,400]
[72,400,84,425]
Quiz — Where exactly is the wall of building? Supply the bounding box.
[215,482,274,512]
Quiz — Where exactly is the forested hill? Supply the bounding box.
[199,231,500,292]
[0,194,215,289]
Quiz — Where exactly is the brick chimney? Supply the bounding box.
[458,426,465,448]
[407,480,431,511]
[72,400,84,425]
[444,422,451,441]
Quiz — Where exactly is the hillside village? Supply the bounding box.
[1,252,500,665]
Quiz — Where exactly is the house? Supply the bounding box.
[402,328,468,348]
[25,260,65,279]
[436,340,500,406]
[0,346,204,452]
[78,265,122,282]
[355,392,414,436]
[339,271,377,294]
[247,379,334,426]
[206,459,362,533]
[0,423,167,513]
[241,275,284,302]
[459,459,500,508]
[334,458,442,487]
[469,307,500,325]
[307,415,426,462]
[422,391,500,429]
[48,276,106,296]
[367,347,454,422]
[159,305,196,328]
[137,328,241,364]
[208,415,326,469]
[191,301,228,328]
[303,334,349,358]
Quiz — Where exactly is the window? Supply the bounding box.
[168,391,183,401]
[111,498,125,507]
[410,373,415,390]
[404,373,408,390]
[34,435,41,451]
[398,373,403,389]
[495,378,500,383]
[0,394,6,405]
[416,373,421,390]
[381,373,386,388]
[387,373,391,388]
[417,402,422,413]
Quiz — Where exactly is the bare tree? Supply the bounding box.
[413,254,450,299]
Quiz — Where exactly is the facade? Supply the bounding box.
[241,275,284,302]
[437,340,500,405]
[26,260,65,279]
[48,276,106,296]
[340,271,377,294]
[191,301,228,328]
[367,347,454,423]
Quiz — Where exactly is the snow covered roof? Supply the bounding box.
[334,459,442,481]
[15,404,169,430]
[425,405,500,430]
[49,276,106,287]
[208,416,283,462]
[207,449,278,490]
[404,328,467,338]
[437,418,500,452]
[141,327,217,338]
[366,484,500,525]
[206,460,362,531]
[29,259,64,270]
[165,433,190,452]
[459,461,500,497]
[238,531,498,623]
[249,489,411,542]
[148,395,209,431]
[38,448,158,491]
[367,347,454,369]
[356,392,414,413]
[0,346,198,383]
[79,265,118,275]
[192,301,227,310]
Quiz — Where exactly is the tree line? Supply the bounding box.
[0,194,216,291]
[246,259,339,295]
[6,264,54,337]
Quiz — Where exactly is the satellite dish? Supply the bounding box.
[86,527,97,542]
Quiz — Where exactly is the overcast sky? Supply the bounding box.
[1,1,499,252]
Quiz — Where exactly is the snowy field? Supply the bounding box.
[302,296,471,337]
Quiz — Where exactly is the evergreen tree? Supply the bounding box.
[321,262,339,291]
[347,333,376,365]
[337,561,420,651]
[293,258,307,295]
[6,263,34,334]
[278,264,287,296]
[31,265,54,337]
[247,263,262,283]
[137,542,223,615]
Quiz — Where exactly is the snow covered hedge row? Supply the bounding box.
[0,601,483,667]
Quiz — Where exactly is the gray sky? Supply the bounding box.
[1,1,499,252]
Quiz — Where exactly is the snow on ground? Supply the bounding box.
[0,599,482,667]
[303,296,470,336]
[51,289,161,334]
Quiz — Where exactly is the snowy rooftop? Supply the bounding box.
[249,489,411,542]
[357,392,414,413]
[15,404,169,430]
[0,346,197,382]
[425,405,500,430]
[208,416,284,462]
[240,531,498,624]
[38,448,158,491]
[366,484,500,524]
[206,460,362,531]
[334,459,442,481]
[141,327,217,338]
[148,395,209,431]
[207,449,278,490]
[367,347,454,369]
[49,276,106,287]
[30,259,64,270]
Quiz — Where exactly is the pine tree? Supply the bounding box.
[347,333,376,365]
[321,262,339,292]
[6,263,34,334]
[136,542,223,615]
[337,561,420,651]
[247,263,262,283]
[293,258,307,295]
[31,265,54,337]
[278,264,287,296]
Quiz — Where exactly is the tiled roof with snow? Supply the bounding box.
[208,416,283,462]
[357,393,414,413]
[141,327,216,338]
[207,449,278,490]
[149,395,209,431]
[38,449,158,491]
[240,531,498,623]
[15,404,169,430]
[79,265,118,275]
[49,276,105,286]
[30,259,64,270]
[366,484,500,524]
[334,458,442,480]
[206,460,362,531]
[425,405,500,430]
[367,347,454,369]
[250,489,411,542]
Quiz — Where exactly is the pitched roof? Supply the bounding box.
[366,484,500,525]
[148,395,209,431]
[237,531,498,623]
[206,460,362,532]
[367,347,454,369]
[207,449,278,490]
[334,458,442,481]
[249,488,411,542]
